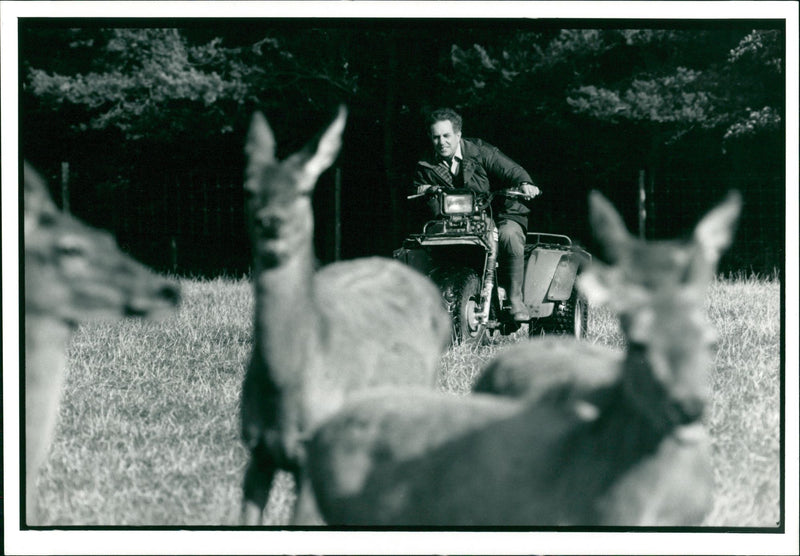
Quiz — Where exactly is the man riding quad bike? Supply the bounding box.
[395,107,588,344]
[412,107,539,323]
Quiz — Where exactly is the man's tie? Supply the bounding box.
[449,158,463,188]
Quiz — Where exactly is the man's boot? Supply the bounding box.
[508,250,530,322]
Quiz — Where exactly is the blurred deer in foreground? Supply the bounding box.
[473,190,741,401]
[24,163,180,525]
[299,190,740,526]
[240,106,449,525]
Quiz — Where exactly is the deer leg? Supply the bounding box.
[291,469,325,526]
[241,442,277,525]
[24,338,67,526]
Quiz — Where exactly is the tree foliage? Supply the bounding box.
[24,27,358,143]
[24,24,783,160]
[449,28,783,149]
[29,29,241,139]
[722,30,783,141]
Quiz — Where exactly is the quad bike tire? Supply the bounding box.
[429,267,485,346]
[530,287,588,339]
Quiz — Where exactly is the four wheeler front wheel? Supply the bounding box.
[429,267,486,346]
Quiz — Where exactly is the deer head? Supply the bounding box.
[244,106,347,268]
[580,191,741,429]
[587,190,742,291]
[24,163,179,325]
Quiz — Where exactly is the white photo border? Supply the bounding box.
[3,2,797,555]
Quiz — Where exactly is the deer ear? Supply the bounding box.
[299,105,347,193]
[577,266,612,307]
[578,262,650,313]
[693,191,742,269]
[24,162,59,235]
[244,111,276,192]
[589,190,633,263]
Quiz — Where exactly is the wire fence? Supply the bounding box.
[107,170,248,276]
[47,164,785,278]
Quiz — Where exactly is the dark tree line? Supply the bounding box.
[20,20,785,275]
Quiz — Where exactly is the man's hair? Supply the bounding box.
[427,108,463,133]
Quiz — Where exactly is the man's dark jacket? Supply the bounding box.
[413,137,533,229]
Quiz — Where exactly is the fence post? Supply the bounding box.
[202,176,209,235]
[637,169,646,239]
[334,167,342,261]
[60,161,70,214]
[171,236,178,274]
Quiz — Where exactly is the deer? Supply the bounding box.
[297,190,741,526]
[239,106,450,525]
[473,189,742,401]
[23,162,181,525]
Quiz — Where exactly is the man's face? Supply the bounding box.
[429,120,461,159]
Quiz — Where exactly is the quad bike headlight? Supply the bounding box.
[442,194,475,215]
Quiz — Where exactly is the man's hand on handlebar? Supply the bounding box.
[517,182,542,199]
[416,184,442,195]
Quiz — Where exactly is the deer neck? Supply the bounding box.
[25,314,72,380]
[251,236,319,386]
[550,385,668,506]
[620,349,705,435]
[24,315,72,462]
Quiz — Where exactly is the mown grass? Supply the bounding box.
[704,277,782,527]
[38,277,252,526]
[33,274,781,527]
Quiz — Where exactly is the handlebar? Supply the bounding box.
[407,187,542,202]
[503,189,538,202]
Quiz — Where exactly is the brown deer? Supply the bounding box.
[24,163,180,525]
[240,107,449,525]
[298,190,740,526]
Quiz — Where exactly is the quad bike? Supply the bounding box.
[393,186,590,345]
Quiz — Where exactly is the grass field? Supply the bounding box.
[32,274,782,527]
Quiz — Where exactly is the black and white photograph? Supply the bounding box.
[2,1,797,555]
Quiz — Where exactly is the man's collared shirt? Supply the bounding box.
[446,141,463,176]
